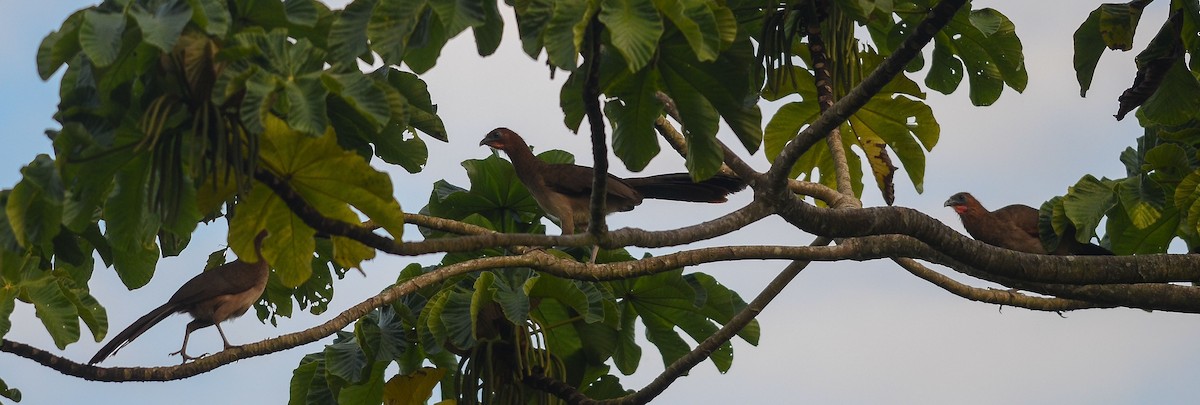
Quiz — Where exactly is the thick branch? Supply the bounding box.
[771,194,1200,285]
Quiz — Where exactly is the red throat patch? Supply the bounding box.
[953,205,969,214]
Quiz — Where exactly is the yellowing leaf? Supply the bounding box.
[383,367,446,405]
[259,115,405,239]
[229,183,316,287]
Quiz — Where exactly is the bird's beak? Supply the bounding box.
[943,199,954,207]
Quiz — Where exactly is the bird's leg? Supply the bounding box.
[169,321,211,363]
[214,323,235,349]
[588,245,599,264]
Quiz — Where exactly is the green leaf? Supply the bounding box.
[80,10,127,67]
[1061,175,1117,242]
[131,0,193,53]
[607,268,735,371]
[514,0,554,59]
[926,38,964,94]
[764,101,820,170]
[328,0,377,65]
[367,0,428,66]
[600,0,663,72]
[289,355,324,404]
[324,72,391,131]
[1107,201,1177,254]
[37,11,84,80]
[927,8,1026,105]
[338,360,388,405]
[240,70,281,135]
[283,73,330,136]
[653,0,719,61]
[561,72,586,132]
[612,301,641,374]
[606,68,664,172]
[26,274,81,349]
[62,276,108,342]
[0,377,19,402]
[325,332,368,384]
[402,9,451,73]
[0,283,16,339]
[687,272,759,345]
[428,0,486,35]
[527,274,603,323]
[187,0,231,35]
[482,270,533,326]
[284,0,319,27]
[104,154,161,289]
[544,0,592,70]
[659,61,722,180]
[1116,178,1164,230]
[381,70,448,142]
[1138,59,1200,127]
[1073,7,1105,96]
[658,37,762,154]
[374,125,429,173]
[472,0,504,56]
[427,289,475,351]
[7,155,64,250]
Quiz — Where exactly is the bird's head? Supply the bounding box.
[944,192,977,214]
[480,127,519,150]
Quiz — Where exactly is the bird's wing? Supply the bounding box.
[992,204,1041,240]
[167,261,265,305]
[541,164,640,201]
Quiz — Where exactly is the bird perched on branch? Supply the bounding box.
[480,127,746,235]
[88,230,271,365]
[944,192,1112,255]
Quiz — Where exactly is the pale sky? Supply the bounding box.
[3,1,1199,404]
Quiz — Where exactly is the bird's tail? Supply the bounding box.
[624,173,746,203]
[88,302,178,364]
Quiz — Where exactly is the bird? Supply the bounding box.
[480,127,747,236]
[944,192,1112,255]
[88,230,271,365]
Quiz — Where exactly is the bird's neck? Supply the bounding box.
[502,140,546,183]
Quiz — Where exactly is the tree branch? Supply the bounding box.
[892,258,1111,311]
[652,96,847,207]
[1,255,536,381]
[528,238,834,405]
[257,167,771,254]
[767,0,967,188]
[807,21,856,199]
[771,194,1200,285]
[583,16,608,237]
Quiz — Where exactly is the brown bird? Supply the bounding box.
[88,230,271,364]
[944,192,1112,255]
[480,127,746,235]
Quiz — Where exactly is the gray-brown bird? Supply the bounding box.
[88,230,271,364]
[944,192,1112,255]
[480,127,746,235]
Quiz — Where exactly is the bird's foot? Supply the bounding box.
[169,349,210,363]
